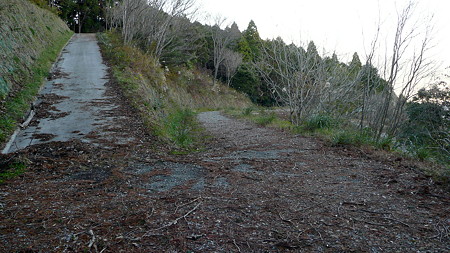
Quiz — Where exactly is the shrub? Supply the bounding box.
[415,146,432,161]
[165,109,197,148]
[242,107,254,116]
[255,112,276,126]
[0,159,27,184]
[304,114,336,131]
[376,137,394,151]
[331,129,374,147]
[331,131,355,146]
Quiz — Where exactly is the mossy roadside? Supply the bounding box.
[0,0,73,148]
[0,31,73,146]
[0,157,27,184]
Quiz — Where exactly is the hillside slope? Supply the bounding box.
[0,0,71,97]
[0,0,72,144]
[98,31,251,148]
[0,12,447,252]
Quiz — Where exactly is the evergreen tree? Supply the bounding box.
[238,20,261,62]
[192,21,214,68]
[348,52,362,78]
[227,22,242,50]
[231,63,274,106]
[358,63,385,92]
[231,20,275,105]
[331,53,339,64]
[399,83,449,162]
[324,53,339,73]
[54,0,105,33]
[306,41,321,67]
[238,38,253,62]
[349,52,362,70]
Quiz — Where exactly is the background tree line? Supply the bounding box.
[32,0,448,164]
[31,0,107,33]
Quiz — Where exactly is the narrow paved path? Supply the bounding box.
[7,34,133,152]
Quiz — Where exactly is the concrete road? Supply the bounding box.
[5,34,133,153]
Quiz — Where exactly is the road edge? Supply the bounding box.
[1,34,74,154]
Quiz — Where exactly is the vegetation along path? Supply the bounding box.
[4,34,136,153]
[0,38,448,252]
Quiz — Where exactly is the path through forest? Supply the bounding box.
[0,35,448,252]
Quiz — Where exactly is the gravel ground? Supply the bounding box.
[0,50,448,252]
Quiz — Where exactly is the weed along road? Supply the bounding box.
[4,34,135,153]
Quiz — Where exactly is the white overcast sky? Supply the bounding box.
[197,0,450,83]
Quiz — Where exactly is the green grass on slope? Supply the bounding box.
[0,160,27,184]
[0,31,73,144]
[0,0,71,98]
[97,31,250,151]
[0,0,73,146]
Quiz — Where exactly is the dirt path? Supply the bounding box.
[0,63,448,250]
[5,34,136,153]
[196,111,449,251]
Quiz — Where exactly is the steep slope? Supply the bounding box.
[0,0,72,143]
[98,32,251,148]
[0,0,71,97]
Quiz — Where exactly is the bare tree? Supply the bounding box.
[114,0,147,44]
[222,49,242,86]
[110,0,198,60]
[359,23,380,130]
[256,36,373,125]
[363,0,435,140]
[105,0,122,31]
[255,39,330,124]
[210,15,235,85]
[388,26,434,135]
[140,0,198,59]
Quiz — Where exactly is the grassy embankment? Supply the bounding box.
[97,31,251,150]
[0,0,73,145]
[0,0,72,181]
